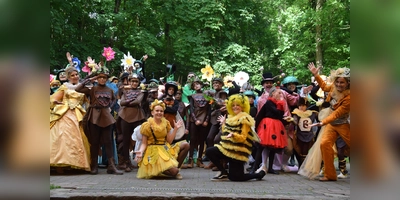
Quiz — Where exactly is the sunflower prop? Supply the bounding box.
[201,64,214,81]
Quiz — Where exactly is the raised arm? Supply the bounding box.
[308,62,332,92]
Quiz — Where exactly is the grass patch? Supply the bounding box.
[50,184,61,190]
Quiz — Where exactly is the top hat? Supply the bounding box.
[261,72,275,85]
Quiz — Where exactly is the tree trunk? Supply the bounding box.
[315,0,323,73]
[165,23,170,64]
[114,0,121,13]
[110,0,122,47]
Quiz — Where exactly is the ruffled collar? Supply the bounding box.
[292,108,317,118]
[226,112,255,127]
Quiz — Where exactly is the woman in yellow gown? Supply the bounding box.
[50,67,91,172]
[135,100,189,179]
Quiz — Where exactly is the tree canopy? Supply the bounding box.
[50,0,350,87]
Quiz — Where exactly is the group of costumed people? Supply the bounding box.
[50,48,350,182]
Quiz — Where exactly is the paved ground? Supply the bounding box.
[50,162,350,200]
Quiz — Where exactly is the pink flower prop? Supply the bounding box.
[82,62,91,73]
[50,74,55,82]
[102,47,115,61]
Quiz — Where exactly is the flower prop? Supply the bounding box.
[50,74,55,83]
[203,94,218,109]
[82,56,99,75]
[234,71,249,87]
[201,64,214,81]
[223,75,234,88]
[102,47,115,61]
[121,51,136,72]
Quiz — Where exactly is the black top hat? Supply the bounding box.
[261,72,275,85]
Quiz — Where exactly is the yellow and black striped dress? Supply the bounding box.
[215,112,259,162]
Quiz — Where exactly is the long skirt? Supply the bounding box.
[50,110,91,171]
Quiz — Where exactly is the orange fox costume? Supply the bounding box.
[315,74,350,181]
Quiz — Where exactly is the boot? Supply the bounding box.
[204,162,215,169]
[182,157,194,168]
[124,159,133,172]
[196,158,204,168]
[338,158,348,177]
[90,155,98,175]
[107,157,124,175]
[117,156,127,170]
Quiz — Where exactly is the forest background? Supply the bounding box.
[50,0,350,87]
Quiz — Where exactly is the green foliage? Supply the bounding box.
[50,0,349,87]
[50,184,61,190]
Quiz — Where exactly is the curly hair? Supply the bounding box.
[150,99,166,111]
[226,94,250,115]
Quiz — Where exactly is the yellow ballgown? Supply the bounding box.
[50,84,91,171]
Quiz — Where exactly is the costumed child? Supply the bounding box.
[289,97,318,168]
[255,86,288,175]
